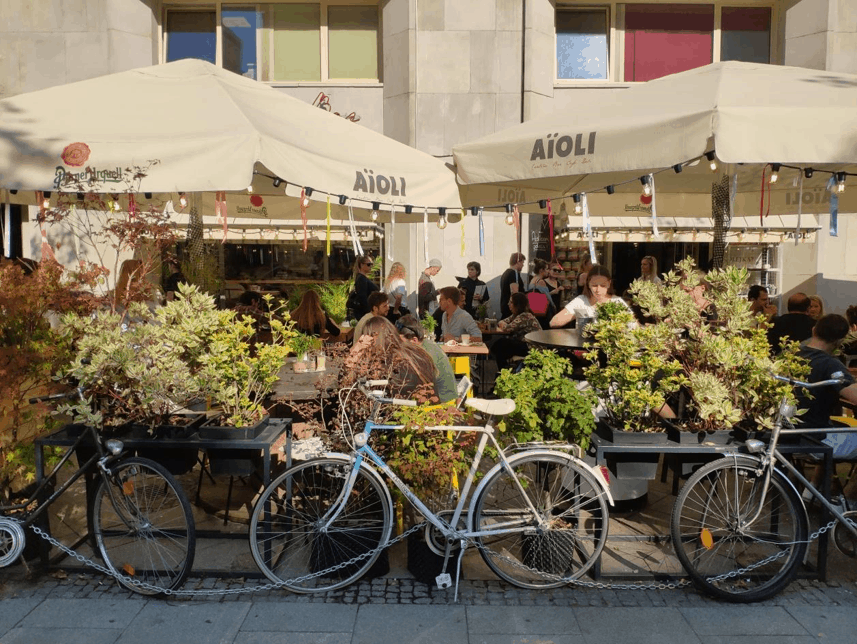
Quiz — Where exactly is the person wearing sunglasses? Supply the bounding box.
[545,263,569,312]
[349,255,380,320]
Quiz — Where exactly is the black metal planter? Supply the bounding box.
[595,422,666,480]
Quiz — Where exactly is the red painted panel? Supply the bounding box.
[627,31,712,81]
[722,6,771,32]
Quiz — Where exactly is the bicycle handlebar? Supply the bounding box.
[771,374,848,389]
[357,380,418,407]
[29,391,75,405]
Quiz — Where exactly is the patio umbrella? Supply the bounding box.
[453,61,857,218]
[0,59,460,223]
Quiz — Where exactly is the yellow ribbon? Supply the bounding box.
[326,196,331,256]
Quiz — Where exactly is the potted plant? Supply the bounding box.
[290,333,316,373]
[420,314,437,338]
[493,349,597,449]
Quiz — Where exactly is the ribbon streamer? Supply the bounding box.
[299,188,308,252]
[729,173,738,223]
[346,202,363,256]
[827,176,839,236]
[325,196,331,256]
[759,165,771,225]
[460,209,466,257]
[387,205,396,261]
[581,193,597,265]
[648,174,660,239]
[547,199,555,259]
[214,190,228,243]
[35,190,57,263]
[795,171,803,246]
[423,207,429,264]
[513,205,521,255]
[478,207,485,256]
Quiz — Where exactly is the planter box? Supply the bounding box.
[149,413,206,440]
[199,415,269,440]
[596,422,665,480]
[594,422,668,445]
[310,528,389,580]
[662,420,736,447]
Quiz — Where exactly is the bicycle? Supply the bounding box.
[248,379,614,593]
[670,373,857,602]
[0,387,196,595]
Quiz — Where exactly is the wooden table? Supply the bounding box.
[524,328,586,350]
[272,358,340,402]
[441,342,489,389]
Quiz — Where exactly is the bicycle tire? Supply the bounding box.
[249,457,392,593]
[832,511,857,558]
[670,456,807,602]
[471,452,609,589]
[91,457,195,596]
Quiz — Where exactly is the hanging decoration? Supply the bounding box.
[35,190,57,263]
[478,207,485,257]
[729,173,738,223]
[546,199,555,259]
[581,192,597,265]
[513,204,521,255]
[795,170,804,246]
[299,188,308,252]
[648,174,660,239]
[388,204,396,261]
[423,207,429,264]
[759,165,771,225]
[325,196,331,256]
[460,209,466,257]
[346,201,363,256]
[827,175,839,237]
[127,193,138,217]
[214,190,228,243]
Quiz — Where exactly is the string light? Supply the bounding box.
[112,194,121,211]
[437,207,448,229]
[836,172,847,193]
[179,192,188,208]
[804,168,813,179]
[504,203,514,225]
[606,185,615,195]
[673,163,683,173]
[706,151,717,172]
[143,192,152,199]
[538,200,547,209]
[272,177,282,188]
[247,183,254,193]
[770,164,781,184]
[572,193,583,215]
[338,194,347,205]
[370,201,380,222]
[470,206,479,216]
[42,191,51,208]
[76,192,85,201]
[640,176,652,196]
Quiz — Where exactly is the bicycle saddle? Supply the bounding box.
[465,397,516,416]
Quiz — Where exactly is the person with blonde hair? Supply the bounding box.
[383,261,408,319]
[639,255,662,285]
[808,294,825,321]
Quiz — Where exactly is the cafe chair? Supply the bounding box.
[454,376,473,409]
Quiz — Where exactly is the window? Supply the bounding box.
[556,9,609,80]
[624,4,714,82]
[165,2,380,83]
[554,3,773,83]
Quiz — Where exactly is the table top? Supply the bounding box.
[272,359,341,401]
[524,329,586,350]
[441,341,490,355]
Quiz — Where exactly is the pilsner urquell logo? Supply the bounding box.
[530,132,596,161]
[353,169,406,197]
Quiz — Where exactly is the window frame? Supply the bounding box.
[161,0,382,86]
[554,0,777,86]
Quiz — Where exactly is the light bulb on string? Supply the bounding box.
[640,176,652,196]
[706,151,717,172]
[437,207,448,229]
[371,201,379,222]
[42,191,51,209]
[504,203,514,226]
[247,183,254,194]
[770,164,781,184]
[836,172,847,193]
[572,194,582,215]
[179,193,188,208]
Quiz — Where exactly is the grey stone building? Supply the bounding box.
[2,0,855,312]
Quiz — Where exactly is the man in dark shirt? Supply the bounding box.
[768,292,815,354]
[499,252,526,319]
[797,314,857,506]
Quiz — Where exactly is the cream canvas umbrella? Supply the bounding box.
[0,59,460,222]
[453,62,857,218]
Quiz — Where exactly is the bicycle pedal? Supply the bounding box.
[435,573,452,590]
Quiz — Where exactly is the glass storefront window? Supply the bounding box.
[721,6,771,64]
[222,7,261,79]
[166,11,216,64]
[328,5,379,80]
[556,9,609,80]
[272,3,322,81]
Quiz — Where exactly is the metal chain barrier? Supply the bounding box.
[16,514,847,597]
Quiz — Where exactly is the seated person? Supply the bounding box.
[353,291,391,339]
[491,292,542,371]
[396,315,456,404]
[550,265,630,328]
[438,286,482,343]
[768,292,815,354]
[797,314,857,508]
[290,289,350,342]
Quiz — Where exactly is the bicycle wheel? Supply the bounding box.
[249,457,392,593]
[471,452,609,589]
[832,511,857,558]
[670,456,807,602]
[91,457,195,596]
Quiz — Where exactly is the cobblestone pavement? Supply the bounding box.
[2,569,856,609]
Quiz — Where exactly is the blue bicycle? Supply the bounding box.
[248,379,613,592]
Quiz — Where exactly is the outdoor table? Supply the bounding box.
[272,358,341,402]
[34,419,291,576]
[524,328,586,351]
[589,433,834,582]
[441,341,489,392]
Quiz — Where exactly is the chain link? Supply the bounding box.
[13,513,843,597]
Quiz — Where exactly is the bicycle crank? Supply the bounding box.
[425,511,466,556]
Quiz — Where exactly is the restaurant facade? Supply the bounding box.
[1,0,854,314]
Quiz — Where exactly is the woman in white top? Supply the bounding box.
[383,261,408,309]
[550,265,629,327]
[639,255,662,285]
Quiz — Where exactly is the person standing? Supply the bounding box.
[526,258,556,328]
[544,263,570,312]
[383,261,408,323]
[418,258,442,318]
[164,259,186,302]
[457,261,490,317]
[639,256,662,285]
[576,252,593,297]
[499,252,526,319]
[351,255,379,320]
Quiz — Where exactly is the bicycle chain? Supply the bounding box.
[17,514,845,597]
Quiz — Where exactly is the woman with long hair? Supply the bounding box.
[290,289,348,341]
[544,262,569,312]
[550,265,630,328]
[492,292,542,370]
[350,316,437,399]
[639,255,662,284]
[383,261,408,320]
[350,255,380,319]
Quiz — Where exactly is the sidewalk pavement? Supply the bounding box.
[2,570,857,644]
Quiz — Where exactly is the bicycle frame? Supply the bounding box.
[321,419,550,544]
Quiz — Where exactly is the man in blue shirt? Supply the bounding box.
[438,286,481,343]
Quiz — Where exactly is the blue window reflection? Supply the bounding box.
[166,11,216,64]
[222,8,260,78]
[557,11,608,80]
